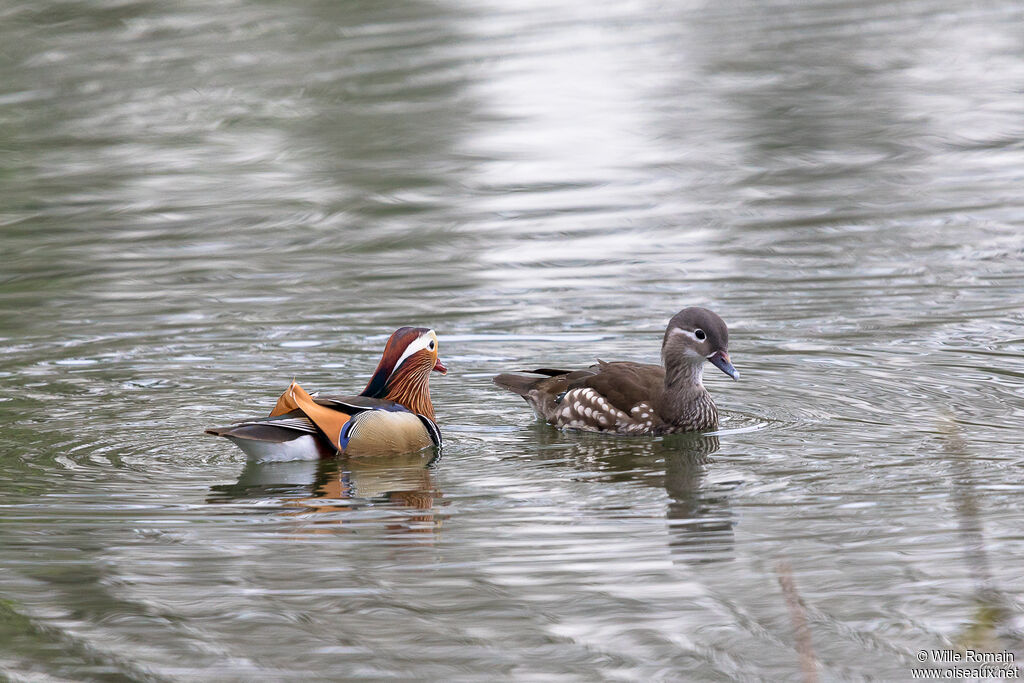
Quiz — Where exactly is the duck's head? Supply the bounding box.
[361,328,447,411]
[661,308,738,380]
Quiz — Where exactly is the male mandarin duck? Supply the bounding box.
[206,327,447,461]
[493,308,738,435]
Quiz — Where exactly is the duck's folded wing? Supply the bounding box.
[566,361,664,415]
[205,412,320,442]
[205,412,336,461]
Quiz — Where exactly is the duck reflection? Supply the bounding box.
[662,435,734,564]
[527,424,734,563]
[208,451,444,535]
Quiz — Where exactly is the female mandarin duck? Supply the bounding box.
[493,308,738,434]
[206,327,447,461]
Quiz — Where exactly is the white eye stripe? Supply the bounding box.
[670,328,701,343]
[391,330,436,378]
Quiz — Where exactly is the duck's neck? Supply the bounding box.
[665,356,705,390]
[658,357,718,431]
[384,365,435,420]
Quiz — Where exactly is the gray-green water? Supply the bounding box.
[2,1,1024,680]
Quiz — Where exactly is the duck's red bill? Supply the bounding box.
[433,358,448,374]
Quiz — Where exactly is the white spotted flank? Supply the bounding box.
[554,389,656,434]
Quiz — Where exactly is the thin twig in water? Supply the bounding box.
[777,560,820,683]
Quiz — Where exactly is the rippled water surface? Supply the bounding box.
[2,0,1024,680]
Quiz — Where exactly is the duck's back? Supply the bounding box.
[494,361,668,434]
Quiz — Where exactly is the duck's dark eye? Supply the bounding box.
[428,340,436,351]
[694,329,706,341]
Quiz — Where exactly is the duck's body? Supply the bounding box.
[206,396,441,461]
[206,327,446,461]
[494,308,737,435]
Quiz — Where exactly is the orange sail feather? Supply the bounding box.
[284,381,350,451]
